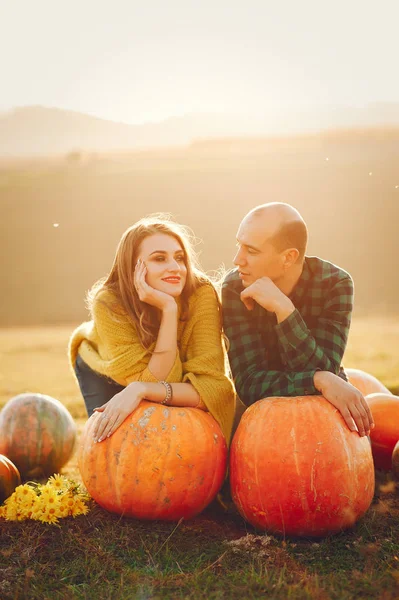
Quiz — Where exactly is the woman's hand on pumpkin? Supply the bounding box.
[92,381,147,442]
[314,371,374,436]
[134,259,177,312]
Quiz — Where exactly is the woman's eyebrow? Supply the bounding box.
[148,250,185,256]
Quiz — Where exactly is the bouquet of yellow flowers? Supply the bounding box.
[0,474,91,525]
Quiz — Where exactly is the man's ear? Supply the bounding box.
[283,248,300,269]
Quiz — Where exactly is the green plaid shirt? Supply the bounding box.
[222,257,354,406]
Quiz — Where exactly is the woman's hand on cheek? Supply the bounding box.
[134,259,177,311]
[92,382,147,442]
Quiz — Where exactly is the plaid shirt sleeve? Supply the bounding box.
[275,276,353,373]
[222,274,353,406]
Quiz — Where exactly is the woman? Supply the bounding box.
[69,214,235,445]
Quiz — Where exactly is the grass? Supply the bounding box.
[3,495,399,599]
[1,318,399,599]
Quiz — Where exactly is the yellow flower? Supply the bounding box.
[55,503,68,517]
[4,503,19,521]
[38,506,59,525]
[13,485,35,505]
[77,490,91,502]
[60,493,76,514]
[18,504,34,519]
[15,486,37,509]
[31,502,45,520]
[48,474,69,492]
[70,499,89,517]
[41,486,61,506]
[40,485,56,498]
[0,475,90,524]
[46,492,60,507]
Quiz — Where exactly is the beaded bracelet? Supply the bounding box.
[159,381,173,405]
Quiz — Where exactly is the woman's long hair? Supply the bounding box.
[86,214,218,348]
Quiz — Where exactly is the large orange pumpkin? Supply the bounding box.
[230,396,374,537]
[0,455,21,504]
[0,393,77,478]
[79,401,227,520]
[366,393,399,471]
[346,368,391,397]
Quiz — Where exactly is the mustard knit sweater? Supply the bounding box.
[69,283,235,443]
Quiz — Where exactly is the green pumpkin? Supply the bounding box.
[0,393,77,478]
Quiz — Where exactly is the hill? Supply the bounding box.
[1,103,399,156]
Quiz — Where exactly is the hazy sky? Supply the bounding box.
[1,0,398,124]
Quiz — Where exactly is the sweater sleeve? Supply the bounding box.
[78,294,183,386]
[181,285,235,443]
[275,276,353,373]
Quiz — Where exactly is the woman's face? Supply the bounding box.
[137,233,188,297]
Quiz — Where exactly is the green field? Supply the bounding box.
[1,319,399,599]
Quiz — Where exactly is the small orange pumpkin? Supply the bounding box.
[0,454,21,504]
[79,401,228,520]
[346,368,390,397]
[366,393,399,471]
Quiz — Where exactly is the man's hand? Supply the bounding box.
[92,381,147,442]
[314,371,375,436]
[240,277,295,322]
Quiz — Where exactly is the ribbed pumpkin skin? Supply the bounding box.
[79,401,227,520]
[0,393,77,478]
[366,393,399,471]
[0,454,21,503]
[230,396,374,537]
[346,368,391,397]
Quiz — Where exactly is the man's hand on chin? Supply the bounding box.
[240,277,295,322]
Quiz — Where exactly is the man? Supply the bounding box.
[222,202,374,437]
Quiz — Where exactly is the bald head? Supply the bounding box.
[249,202,303,224]
[243,203,308,261]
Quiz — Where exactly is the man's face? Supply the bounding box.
[233,216,285,288]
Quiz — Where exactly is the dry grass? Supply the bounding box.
[0,324,85,419]
[344,316,399,393]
